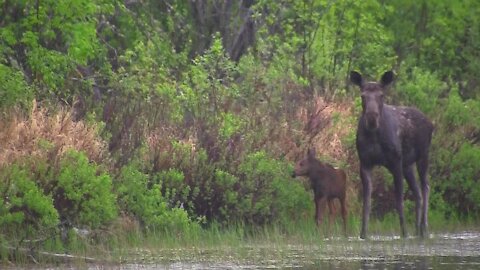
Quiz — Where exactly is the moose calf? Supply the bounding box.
[292,148,347,236]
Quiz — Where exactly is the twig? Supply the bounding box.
[3,245,101,263]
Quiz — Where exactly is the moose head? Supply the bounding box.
[350,71,394,131]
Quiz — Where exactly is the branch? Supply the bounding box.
[2,244,101,264]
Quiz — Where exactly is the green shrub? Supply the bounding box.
[444,88,480,130]
[219,112,246,139]
[0,165,59,233]
[0,64,33,109]
[214,169,241,221]
[54,150,117,228]
[154,168,191,209]
[147,138,312,226]
[429,186,458,225]
[149,140,240,224]
[179,35,238,125]
[429,87,480,219]
[439,143,480,216]
[444,88,471,126]
[238,151,311,225]
[396,67,445,114]
[117,164,196,233]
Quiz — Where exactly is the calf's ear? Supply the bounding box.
[307,148,316,159]
[350,71,363,88]
[380,71,394,87]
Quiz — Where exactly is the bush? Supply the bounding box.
[116,164,196,233]
[429,87,480,219]
[0,165,59,235]
[444,88,480,130]
[53,150,117,229]
[144,136,312,226]
[213,169,241,221]
[0,64,33,110]
[396,67,445,114]
[238,151,311,225]
[438,143,480,216]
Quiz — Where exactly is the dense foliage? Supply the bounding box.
[0,0,479,254]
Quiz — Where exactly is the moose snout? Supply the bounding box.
[365,111,379,130]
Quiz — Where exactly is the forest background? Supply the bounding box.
[0,0,479,256]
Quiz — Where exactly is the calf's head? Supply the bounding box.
[292,148,316,177]
[350,71,394,131]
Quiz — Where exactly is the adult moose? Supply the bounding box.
[292,148,347,236]
[350,71,433,239]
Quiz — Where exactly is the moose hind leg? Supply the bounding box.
[404,165,422,236]
[417,157,430,238]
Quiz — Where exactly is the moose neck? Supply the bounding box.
[308,159,329,181]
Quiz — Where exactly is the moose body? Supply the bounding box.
[292,149,347,235]
[350,71,434,239]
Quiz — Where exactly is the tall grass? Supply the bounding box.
[38,211,480,256]
[2,212,477,267]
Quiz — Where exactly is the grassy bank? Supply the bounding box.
[2,213,478,267]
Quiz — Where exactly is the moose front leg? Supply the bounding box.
[327,199,336,236]
[315,196,327,228]
[390,163,407,238]
[360,166,372,239]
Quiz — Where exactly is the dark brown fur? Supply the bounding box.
[351,70,434,239]
[292,148,347,235]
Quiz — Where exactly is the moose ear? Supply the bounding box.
[380,71,394,87]
[350,71,363,88]
[307,148,316,158]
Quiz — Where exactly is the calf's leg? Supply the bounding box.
[327,199,336,236]
[340,196,348,237]
[315,196,327,228]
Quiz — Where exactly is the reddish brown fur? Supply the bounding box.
[292,148,347,236]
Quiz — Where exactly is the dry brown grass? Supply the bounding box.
[0,100,108,167]
[309,97,356,164]
[285,96,356,164]
[285,96,361,212]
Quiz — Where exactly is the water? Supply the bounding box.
[7,232,480,269]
